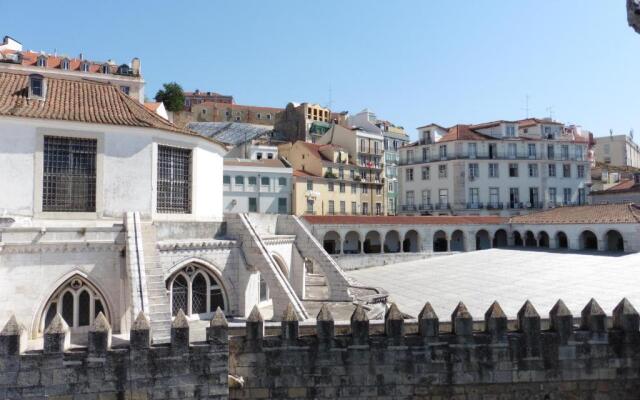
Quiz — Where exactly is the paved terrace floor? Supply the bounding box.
[346,248,640,320]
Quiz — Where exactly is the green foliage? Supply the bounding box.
[154,82,185,112]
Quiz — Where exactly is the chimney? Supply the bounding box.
[131,57,141,75]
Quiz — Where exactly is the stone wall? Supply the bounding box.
[0,311,229,400]
[230,299,640,399]
[4,297,640,399]
[334,252,454,271]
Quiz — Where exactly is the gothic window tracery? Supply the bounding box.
[167,264,226,317]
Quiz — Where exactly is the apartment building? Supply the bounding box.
[347,109,410,215]
[274,102,348,143]
[222,159,292,214]
[316,124,386,215]
[279,140,386,216]
[183,89,234,110]
[593,134,640,168]
[397,119,591,216]
[190,102,283,126]
[0,35,144,102]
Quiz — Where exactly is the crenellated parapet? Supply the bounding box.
[0,309,229,400]
[230,298,640,399]
[2,299,640,399]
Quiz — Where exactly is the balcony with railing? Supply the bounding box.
[399,150,588,165]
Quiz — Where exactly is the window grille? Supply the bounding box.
[43,136,97,212]
[157,145,192,213]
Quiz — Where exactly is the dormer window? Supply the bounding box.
[60,58,70,70]
[506,125,516,137]
[28,74,46,99]
[101,64,110,74]
[81,61,90,72]
[37,55,47,67]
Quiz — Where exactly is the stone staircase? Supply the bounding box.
[139,222,172,342]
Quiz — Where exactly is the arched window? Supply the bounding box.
[60,58,70,70]
[41,276,108,332]
[37,55,47,67]
[81,61,90,72]
[167,264,226,317]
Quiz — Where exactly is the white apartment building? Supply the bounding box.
[593,134,640,168]
[223,159,292,214]
[397,119,592,216]
[0,35,145,102]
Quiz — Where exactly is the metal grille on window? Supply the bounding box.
[43,136,97,212]
[171,275,188,315]
[157,145,192,213]
[191,274,207,314]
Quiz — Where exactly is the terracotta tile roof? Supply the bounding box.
[518,118,563,128]
[298,141,344,162]
[0,72,225,148]
[509,203,640,224]
[303,215,506,225]
[293,169,318,177]
[416,123,448,130]
[591,180,640,194]
[144,102,162,112]
[469,120,517,130]
[438,125,495,142]
[0,50,125,74]
[224,158,289,169]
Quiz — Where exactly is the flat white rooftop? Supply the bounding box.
[346,249,640,320]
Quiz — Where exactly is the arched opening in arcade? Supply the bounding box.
[605,230,624,252]
[167,263,226,317]
[556,232,569,249]
[403,230,420,252]
[524,231,537,247]
[433,230,448,252]
[493,229,508,247]
[271,253,289,279]
[538,231,550,248]
[513,231,523,247]
[579,230,598,251]
[450,230,465,252]
[322,231,341,255]
[363,231,382,254]
[343,231,361,254]
[383,230,401,253]
[475,230,491,250]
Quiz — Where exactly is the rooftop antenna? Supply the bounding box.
[326,84,333,111]
[545,106,555,120]
[631,129,634,140]
[522,94,530,118]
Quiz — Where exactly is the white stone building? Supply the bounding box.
[397,119,591,216]
[0,35,145,103]
[307,203,640,256]
[0,70,352,341]
[593,134,640,169]
[223,159,293,214]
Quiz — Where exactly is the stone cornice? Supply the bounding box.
[157,239,238,252]
[261,235,296,246]
[0,241,124,254]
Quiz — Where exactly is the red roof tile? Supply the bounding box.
[509,203,640,224]
[438,125,494,142]
[0,72,224,147]
[303,215,506,225]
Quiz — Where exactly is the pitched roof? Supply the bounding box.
[293,169,318,177]
[0,50,136,76]
[0,72,217,136]
[298,141,343,162]
[144,102,162,112]
[509,203,640,224]
[438,125,494,142]
[518,118,563,128]
[591,180,640,194]
[303,215,506,225]
[223,158,289,169]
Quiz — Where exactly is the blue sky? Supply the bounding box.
[2,1,638,139]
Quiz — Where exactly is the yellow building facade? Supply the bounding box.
[279,141,384,216]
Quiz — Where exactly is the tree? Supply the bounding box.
[154,82,185,112]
